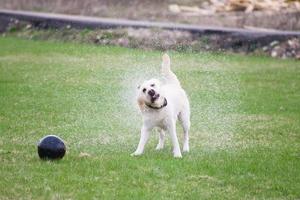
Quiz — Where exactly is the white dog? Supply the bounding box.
[131,54,190,158]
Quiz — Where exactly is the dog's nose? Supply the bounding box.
[148,89,155,97]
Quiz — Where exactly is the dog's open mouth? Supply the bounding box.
[151,93,160,103]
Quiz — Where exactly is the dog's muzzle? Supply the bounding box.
[148,89,159,103]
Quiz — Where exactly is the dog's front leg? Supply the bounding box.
[168,120,182,158]
[155,129,165,150]
[131,126,150,156]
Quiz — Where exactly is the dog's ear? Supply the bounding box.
[155,79,161,87]
[137,97,145,112]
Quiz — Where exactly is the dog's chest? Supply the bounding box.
[143,110,170,129]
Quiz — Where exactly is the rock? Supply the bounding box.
[25,24,32,29]
[270,40,279,47]
[271,50,277,57]
[79,152,91,158]
[262,46,269,51]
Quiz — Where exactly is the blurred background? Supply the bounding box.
[0,0,300,58]
[1,0,300,29]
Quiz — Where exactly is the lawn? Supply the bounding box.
[0,37,299,199]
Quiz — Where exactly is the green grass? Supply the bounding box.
[0,37,299,200]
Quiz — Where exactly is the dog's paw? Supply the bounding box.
[183,145,189,153]
[155,144,164,150]
[173,153,182,158]
[131,151,142,157]
[173,150,182,158]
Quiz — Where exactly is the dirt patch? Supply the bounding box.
[1,18,300,59]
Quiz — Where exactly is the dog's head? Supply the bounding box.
[137,78,164,111]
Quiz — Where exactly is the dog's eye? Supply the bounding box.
[142,88,146,93]
[150,84,155,87]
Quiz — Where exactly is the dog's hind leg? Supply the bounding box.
[155,128,165,150]
[179,108,190,153]
[168,120,182,158]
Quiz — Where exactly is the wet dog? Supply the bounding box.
[131,54,190,158]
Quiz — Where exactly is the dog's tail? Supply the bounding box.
[161,53,181,86]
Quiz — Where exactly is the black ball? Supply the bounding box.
[37,135,66,160]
